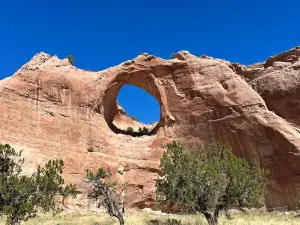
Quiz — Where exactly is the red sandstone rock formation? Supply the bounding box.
[0,47,300,210]
[113,104,157,132]
[231,47,300,128]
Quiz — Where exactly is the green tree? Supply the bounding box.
[156,141,268,225]
[85,168,124,225]
[0,143,77,225]
[66,55,75,65]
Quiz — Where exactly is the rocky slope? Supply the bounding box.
[0,47,300,210]
[231,47,300,127]
[112,104,157,132]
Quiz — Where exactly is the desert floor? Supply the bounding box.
[1,209,300,225]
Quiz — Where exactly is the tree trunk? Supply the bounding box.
[203,212,218,225]
[11,218,21,225]
[102,185,124,225]
[206,216,218,225]
[115,214,124,225]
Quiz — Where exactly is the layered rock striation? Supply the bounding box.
[0,47,300,210]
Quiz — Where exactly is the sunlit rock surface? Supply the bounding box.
[1,47,300,210]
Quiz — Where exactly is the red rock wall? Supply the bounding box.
[0,48,300,210]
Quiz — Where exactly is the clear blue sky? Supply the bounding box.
[118,85,160,124]
[0,1,299,123]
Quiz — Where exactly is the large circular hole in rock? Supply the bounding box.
[112,84,160,136]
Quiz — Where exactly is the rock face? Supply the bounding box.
[112,104,157,132]
[230,47,300,127]
[1,47,300,210]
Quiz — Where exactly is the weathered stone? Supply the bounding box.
[1,48,300,211]
[235,46,300,128]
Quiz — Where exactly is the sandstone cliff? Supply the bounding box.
[0,47,300,210]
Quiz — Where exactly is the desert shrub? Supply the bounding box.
[0,143,77,225]
[126,127,134,134]
[66,55,75,65]
[156,141,269,225]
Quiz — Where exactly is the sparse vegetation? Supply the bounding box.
[84,168,124,225]
[123,126,152,137]
[130,116,139,122]
[156,141,269,225]
[0,143,284,225]
[66,55,75,65]
[126,127,134,133]
[1,210,300,225]
[142,127,149,133]
[0,143,77,225]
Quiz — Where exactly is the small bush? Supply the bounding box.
[122,126,153,137]
[66,55,75,65]
[126,127,134,133]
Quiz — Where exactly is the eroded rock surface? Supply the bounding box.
[1,48,300,210]
[112,104,157,133]
[231,47,300,127]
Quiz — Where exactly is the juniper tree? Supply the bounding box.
[126,127,134,134]
[66,55,75,65]
[156,141,268,225]
[84,168,124,225]
[0,143,77,225]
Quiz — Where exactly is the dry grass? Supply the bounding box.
[0,210,300,225]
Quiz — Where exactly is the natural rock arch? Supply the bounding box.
[1,48,300,210]
[102,72,167,135]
